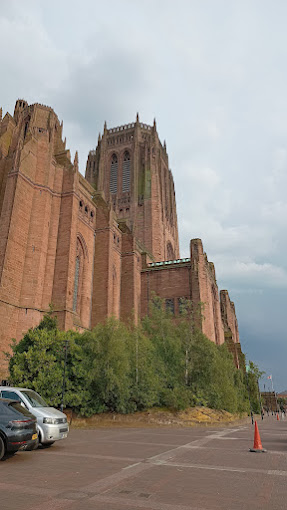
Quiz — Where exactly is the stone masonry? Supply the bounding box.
[0,101,241,376]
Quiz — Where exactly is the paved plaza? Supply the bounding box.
[1,415,287,509]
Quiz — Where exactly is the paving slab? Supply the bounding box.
[1,416,287,510]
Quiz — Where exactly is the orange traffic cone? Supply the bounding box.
[277,413,280,421]
[249,421,267,453]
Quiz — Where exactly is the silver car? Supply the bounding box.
[0,387,69,447]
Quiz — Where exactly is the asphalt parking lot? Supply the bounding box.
[1,415,287,510]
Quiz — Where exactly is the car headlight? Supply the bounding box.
[43,418,59,425]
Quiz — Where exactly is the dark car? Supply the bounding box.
[0,398,37,459]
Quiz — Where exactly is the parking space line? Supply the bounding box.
[40,451,144,463]
[147,427,245,463]
[149,459,287,477]
[81,461,153,493]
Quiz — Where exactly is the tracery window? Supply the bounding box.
[122,150,131,192]
[73,256,80,311]
[110,153,118,193]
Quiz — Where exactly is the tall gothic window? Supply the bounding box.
[122,150,131,192]
[73,256,80,311]
[112,266,117,315]
[110,154,118,193]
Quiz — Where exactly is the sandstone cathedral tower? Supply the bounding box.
[0,100,242,376]
[86,115,179,262]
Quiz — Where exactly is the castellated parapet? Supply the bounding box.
[0,100,242,376]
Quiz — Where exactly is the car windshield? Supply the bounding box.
[21,390,48,408]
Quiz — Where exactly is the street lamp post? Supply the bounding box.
[60,339,69,413]
[245,364,254,425]
[257,378,263,419]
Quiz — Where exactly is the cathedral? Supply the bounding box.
[0,100,243,377]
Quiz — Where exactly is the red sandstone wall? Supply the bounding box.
[220,290,240,344]
[120,227,142,324]
[75,178,96,331]
[190,239,225,345]
[90,202,111,325]
[0,102,96,375]
[91,197,122,326]
[141,262,192,318]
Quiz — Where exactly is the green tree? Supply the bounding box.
[176,299,204,386]
[246,361,264,414]
[79,318,132,414]
[6,304,258,417]
[126,325,160,410]
[7,313,88,412]
[142,296,187,409]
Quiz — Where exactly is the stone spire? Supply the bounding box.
[73,151,79,172]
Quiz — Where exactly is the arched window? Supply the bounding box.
[110,154,118,193]
[23,116,30,139]
[73,256,80,311]
[112,266,117,316]
[122,150,131,192]
[72,236,88,314]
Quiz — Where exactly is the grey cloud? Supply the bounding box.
[1,0,287,389]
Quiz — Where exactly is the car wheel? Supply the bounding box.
[41,441,55,448]
[0,436,6,460]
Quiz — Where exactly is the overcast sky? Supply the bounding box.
[1,0,286,390]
